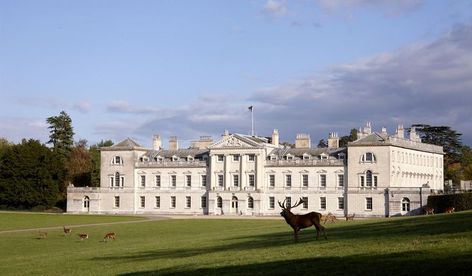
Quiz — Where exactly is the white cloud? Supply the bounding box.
[73,101,91,113]
[315,0,423,16]
[262,0,287,17]
[0,117,49,143]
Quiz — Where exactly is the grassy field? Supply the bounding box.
[0,211,471,275]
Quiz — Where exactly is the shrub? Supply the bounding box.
[427,192,472,213]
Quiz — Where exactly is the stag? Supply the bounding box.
[278,198,327,242]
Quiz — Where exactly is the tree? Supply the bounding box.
[0,139,59,209]
[339,128,358,147]
[46,111,74,157]
[317,139,327,148]
[64,139,92,187]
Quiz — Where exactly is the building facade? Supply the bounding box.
[67,123,444,217]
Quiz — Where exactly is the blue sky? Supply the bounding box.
[1,0,472,148]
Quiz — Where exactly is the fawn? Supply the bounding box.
[38,231,48,239]
[78,233,88,240]
[103,232,116,242]
[63,226,72,235]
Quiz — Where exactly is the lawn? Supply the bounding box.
[0,211,471,275]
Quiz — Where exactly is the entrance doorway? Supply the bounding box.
[231,196,238,214]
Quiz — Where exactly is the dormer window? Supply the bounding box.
[338,153,346,160]
[303,154,310,160]
[113,156,123,165]
[320,154,328,160]
[286,155,293,161]
[172,156,179,162]
[269,155,277,161]
[187,156,194,161]
[361,152,376,163]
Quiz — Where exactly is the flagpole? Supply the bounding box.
[251,107,254,136]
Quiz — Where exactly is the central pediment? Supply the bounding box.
[209,134,259,149]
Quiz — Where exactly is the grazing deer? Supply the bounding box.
[322,213,338,224]
[345,213,355,221]
[78,233,88,240]
[63,226,72,235]
[38,231,48,239]
[103,232,116,242]
[278,198,327,242]
[445,207,455,213]
[423,207,434,215]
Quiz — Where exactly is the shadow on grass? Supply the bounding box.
[120,250,472,276]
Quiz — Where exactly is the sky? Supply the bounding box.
[1,0,472,148]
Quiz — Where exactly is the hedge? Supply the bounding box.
[427,192,472,213]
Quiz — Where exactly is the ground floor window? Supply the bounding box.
[366,197,373,210]
[320,197,326,210]
[402,198,410,212]
[83,196,90,209]
[302,197,308,209]
[338,197,344,210]
[171,196,176,208]
[269,197,275,209]
[186,196,191,208]
[140,196,145,208]
[155,196,160,208]
[114,196,120,208]
[201,196,207,208]
[248,197,254,209]
[217,196,223,208]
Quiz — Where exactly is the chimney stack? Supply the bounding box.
[272,129,279,147]
[396,124,405,139]
[328,132,339,149]
[153,135,162,150]
[409,127,421,142]
[295,134,311,149]
[169,136,178,151]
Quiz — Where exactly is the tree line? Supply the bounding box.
[0,111,471,211]
[0,111,112,210]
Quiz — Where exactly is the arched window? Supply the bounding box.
[248,197,254,209]
[361,152,376,163]
[115,172,120,187]
[83,196,90,209]
[402,198,410,212]
[217,196,222,208]
[366,170,372,187]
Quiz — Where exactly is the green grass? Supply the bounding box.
[0,211,471,275]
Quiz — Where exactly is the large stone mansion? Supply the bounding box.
[67,123,444,217]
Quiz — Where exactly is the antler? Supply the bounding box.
[288,197,305,210]
[278,199,286,209]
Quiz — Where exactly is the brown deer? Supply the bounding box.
[103,232,116,242]
[38,230,48,239]
[278,198,327,242]
[78,233,88,240]
[445,207,455,213]
[423,207,434,215]
[322,213,338,224]
[345,213,355,221]
[63,226,72,235]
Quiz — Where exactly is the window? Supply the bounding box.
[186,196,191,208]
[83,196,90,209]
[320,197,326,210]
[361,152,376,163]
[114,196,120,208]
[217,155,224,162]
[402,198,410,212]
[338,153,345,160]
[269,175,275,187]
[286,155,293,161]
[233,175,239,187]
[218,174,224,187]
[113,156,122,164]
[285,174,292,187]
[302,197,308,209]
[360,176,365,187]
[338,197,344,210]
[248,154,255,161]
[172,156,179,162]
[140,196,145,208]
[374,175,378,187]
[217,196,222,208]
[201,175,207,187]
[171,175,177,187]
[366,197,373,210]
[303,155,310,160]
[155,175,161,187]
[320,174,326,188]
[248,197,254,209]
[366,171,373,187]
[140,175,146,187]
[155,196,160,208]
[201,196,207,208]
[171,196,176,208]
[249,174,255,187]
[186,175,192,187]
[115,172,120,187]
[302,174,308,187]
[338,175,344,187]
[233,155,240,161]
[269,197,275,209]
[285,197,291,208]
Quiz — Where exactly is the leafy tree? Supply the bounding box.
[90,140,114,187]
[46,111,74,157]
[317,139,327,148]
[65,139,92,187]
[0,139,59,209]
[339,128,358,147]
